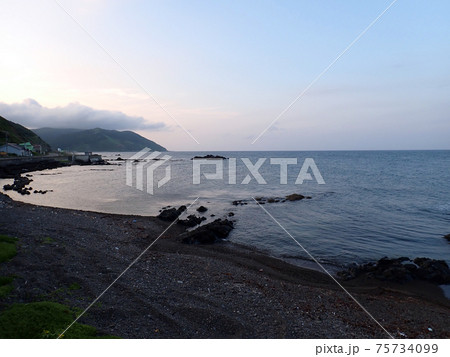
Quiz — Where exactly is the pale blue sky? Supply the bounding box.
[0,0,449,150]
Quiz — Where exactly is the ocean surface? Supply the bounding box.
[2,150,450,270]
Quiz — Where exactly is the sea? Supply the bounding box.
[2,150,449,272]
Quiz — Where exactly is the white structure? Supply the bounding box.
[0,143,31,156]
[72,152,103,163]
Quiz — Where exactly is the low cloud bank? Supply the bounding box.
[0,99,166,131]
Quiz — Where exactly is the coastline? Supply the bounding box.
[0,192,449,338]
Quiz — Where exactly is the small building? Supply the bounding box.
[72,152,103,164]
[19,142,34,151]
[0,143,31,156]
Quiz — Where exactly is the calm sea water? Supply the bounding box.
[2,151,449,270]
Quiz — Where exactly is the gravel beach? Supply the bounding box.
[0,192,449,338]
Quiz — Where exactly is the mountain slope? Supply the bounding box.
[0,116,51,151]
[33,127,167,152]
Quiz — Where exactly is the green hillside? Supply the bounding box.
[0,116,50,151]
[33,127,167,152]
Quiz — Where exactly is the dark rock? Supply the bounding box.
[177,215,206,227]
[443,234,450,242]
[181,219,234,244]
[191,154,227,160]
[2,175,34,195]
[228,212,234,217]
[157,206,187,221]
[413,257,450,284]
[247,195,311,205]
[285,193,305,201]
[197,206,208,213]
[338,256,450,284]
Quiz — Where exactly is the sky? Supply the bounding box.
[0,0,449,151]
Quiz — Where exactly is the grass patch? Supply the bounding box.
[0,285,12,299]
[68,283,81,291]
[0,277,14,298]
[0,235,18,263]
[0,277,13,286]
[0,301,115,338]
[41,237,54,244]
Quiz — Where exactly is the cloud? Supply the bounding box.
[0,99,167,131]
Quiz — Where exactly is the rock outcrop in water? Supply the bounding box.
[177,215,206,227]
[191,154,227,160]
[232,194,312,206]
[338,257,450,284]
[157,206,186,221]
[180,219,234,244]
[3,175,33,195]
[3,174,54,195]
[444,234,450,242]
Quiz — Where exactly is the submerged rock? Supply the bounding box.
[444,234,450,242]
[197,206,208,213]
[181,219,234,244]
[257,194,311,204]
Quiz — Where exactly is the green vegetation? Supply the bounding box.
[68,283,81,291]
[33,127,167,152]
[0,116,50,151]
[0,301,115,338]
[0,234,115,338]
[69,283,81,290]
[0,235,17,298]
[0,277,14,298]
[0,235,18,263]
[41,236,54,244]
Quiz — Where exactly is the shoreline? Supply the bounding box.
[0,191,449,338]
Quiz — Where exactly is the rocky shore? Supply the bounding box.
[0,192,449,338]
[0,158,69,179]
